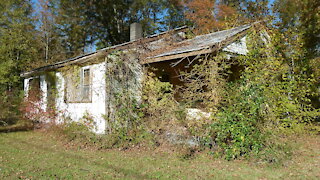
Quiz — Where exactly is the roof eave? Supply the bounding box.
[21,26,189,78]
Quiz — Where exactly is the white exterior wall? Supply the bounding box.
[39,75,47,111]
[223,36,248,55]
[24,78,30,96]
[55,62,106,134]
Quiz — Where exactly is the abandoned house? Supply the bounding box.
[21,22,260,134]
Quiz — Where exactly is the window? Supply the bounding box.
[65,67,92,103]
[47,80,54,110]
[81,68,91,101]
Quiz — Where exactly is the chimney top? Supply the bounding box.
[130,23,142,41]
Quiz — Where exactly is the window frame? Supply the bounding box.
[64,66,92,103]
[80,67,92,103]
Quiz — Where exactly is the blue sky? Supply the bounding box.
[30,0,277,53]
[30,0,277,11]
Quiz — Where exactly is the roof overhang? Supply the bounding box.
[21,22,261,78]
[21,26,188,78]
[142,24,253,64]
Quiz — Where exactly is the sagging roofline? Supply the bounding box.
[21,26,188,78]
[21,21,263,78]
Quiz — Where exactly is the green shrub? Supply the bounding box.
[212,81,266,160]
[142,72,186,133]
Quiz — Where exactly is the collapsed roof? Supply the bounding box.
[145,23,253,64]
[21,22,259,78]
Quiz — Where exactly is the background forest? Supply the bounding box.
[0,0,319,160]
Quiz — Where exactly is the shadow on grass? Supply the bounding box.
[0,120,33,133]
[2,135,153,179]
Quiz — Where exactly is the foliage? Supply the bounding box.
[0,0,38,127]
[0,0,37,87]
[102,51,148,147]
[220,0,270,19]
[58,114,110,148]
[0,90,23,126]
[104,94,146,147]
[274,0,320,58]
[180,54,229,112]
[20,84,56,125]
[212,81,266,160]
[57,0,95,57]
[182,0,271,34]
[142,72,186,134]
[36,0,65,64]
[177,23,319,159]
[55,0,187,52]
[178,54,230,138]
[183,0,238,34]
[61,120,95,142]
[80,111,96,131]
[254,136,293,164]
[209,24,319,159]
[242,25,319,131]
[163,0,186,29]
[273,0,320,112]
[0,119,33,132]
[57,70,186,148]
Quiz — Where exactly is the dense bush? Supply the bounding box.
[142,72,186,133]
[212,81,266,160]
[176,25,319,160]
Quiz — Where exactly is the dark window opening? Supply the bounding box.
[28,77,41,102]
[159,73,170,82]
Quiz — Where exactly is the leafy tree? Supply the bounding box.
[183,0,239,34]
[36,0,65,64]
[274,0,320,58]
[93,0,186,48]
[0,0,38,125]
[274,0,320,107]
[163,0,186,29]
[220,0,270,19]
[89,0,132,47]
[0,0,37,89]
[56,0,99,57]
[55,0,188,50]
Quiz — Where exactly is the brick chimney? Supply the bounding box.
[130,23,142,41]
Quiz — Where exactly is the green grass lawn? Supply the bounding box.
[0,131,319,179]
